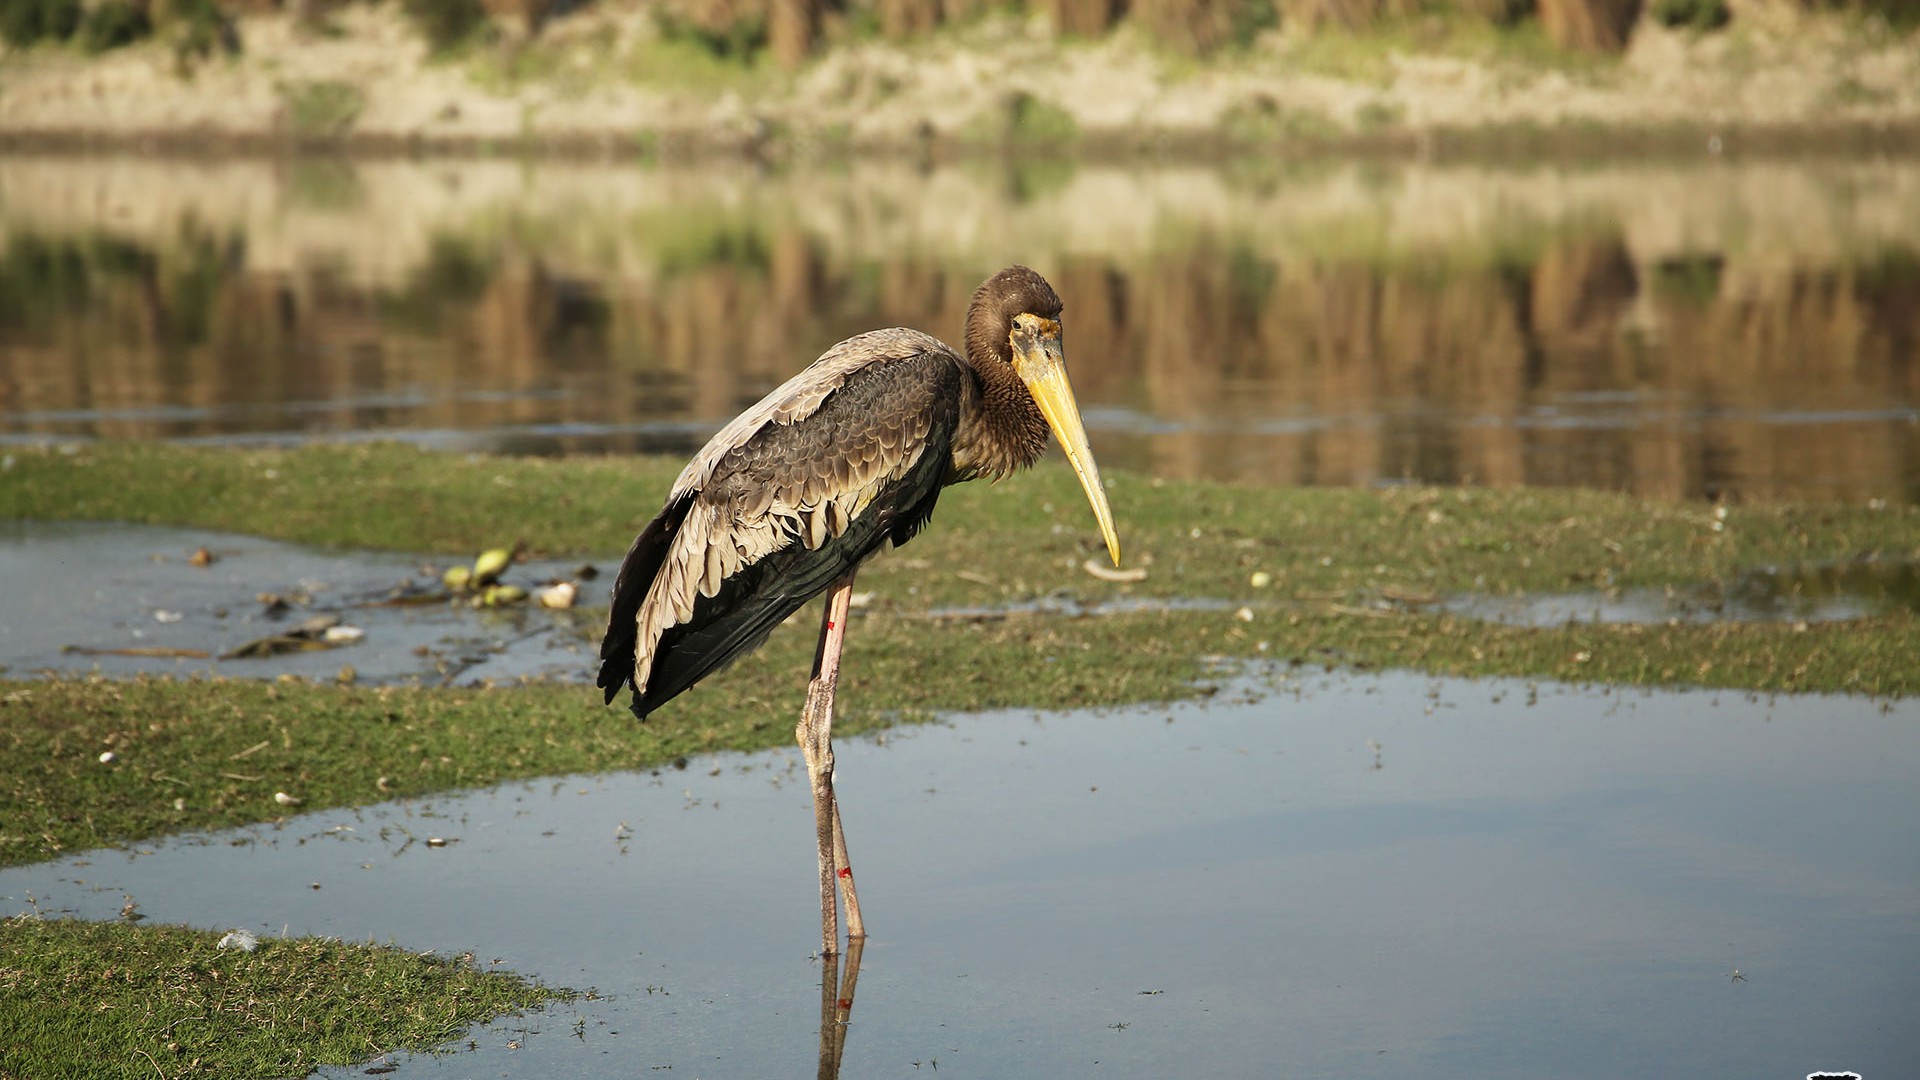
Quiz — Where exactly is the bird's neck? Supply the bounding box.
[953,353,1050,483]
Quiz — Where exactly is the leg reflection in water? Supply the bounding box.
[815,939,863,1080]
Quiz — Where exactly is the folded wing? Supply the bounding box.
[598,332,968,718]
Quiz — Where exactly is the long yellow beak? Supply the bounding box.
[1012,333,1122,567]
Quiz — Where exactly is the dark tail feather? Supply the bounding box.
[597,492,695,707]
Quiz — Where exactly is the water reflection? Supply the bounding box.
[816,941,862,1080]
[1,155,1916,502]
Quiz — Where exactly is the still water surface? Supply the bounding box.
[0,521,598,685]
[2,155,1917,502]
[4,672,1915,1078]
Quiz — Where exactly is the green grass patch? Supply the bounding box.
[3,439,1915,619]
[0,670,812,867]
[0,915,566,1078]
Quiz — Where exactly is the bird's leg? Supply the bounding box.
[800,572,863,955]
[799,671,838,955]
[832,794,863,940]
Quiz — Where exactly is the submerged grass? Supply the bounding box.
[1,439,1915,1073]
[0,916,566,1079]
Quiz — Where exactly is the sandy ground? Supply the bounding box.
[0,3,1917,151]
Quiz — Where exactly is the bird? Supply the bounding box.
[597,265,1121,955]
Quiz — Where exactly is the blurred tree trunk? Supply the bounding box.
[1135,0,1241,53]
[879,0,940,38]
[768,0,816,67]
[1044,0,1123,37]
[1538,0,1642,51]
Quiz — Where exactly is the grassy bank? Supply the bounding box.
[0,916,568,1079]
[6,440,1919,609]
[3,440,1914,1075]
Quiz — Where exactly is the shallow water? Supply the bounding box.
[1443,556,1920,627]
[0,521,602,685]
[5,671,1915,1079]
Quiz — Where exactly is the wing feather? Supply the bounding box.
[603,335,971,718]
[667,328,953,502]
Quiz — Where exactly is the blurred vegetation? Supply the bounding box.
[0,0,82,48]
[279,78,367,138]
[963,89,1081,147]
[584,0,1909,66]
[0,0,237,68]
[76,0,153,53]
[1812,0,1920,30]
[1647,0,1727,30]
[401,0,494,51]
[655,0,768,57]
[9,0,1907,73]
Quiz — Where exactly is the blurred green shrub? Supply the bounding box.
[77,0,153,52]
[654,0,768,60]
[282,79,366,137]
[0,0,82,47]
[165,0,241,67]
[1648,0,1729,30]
[402,0,492,52]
